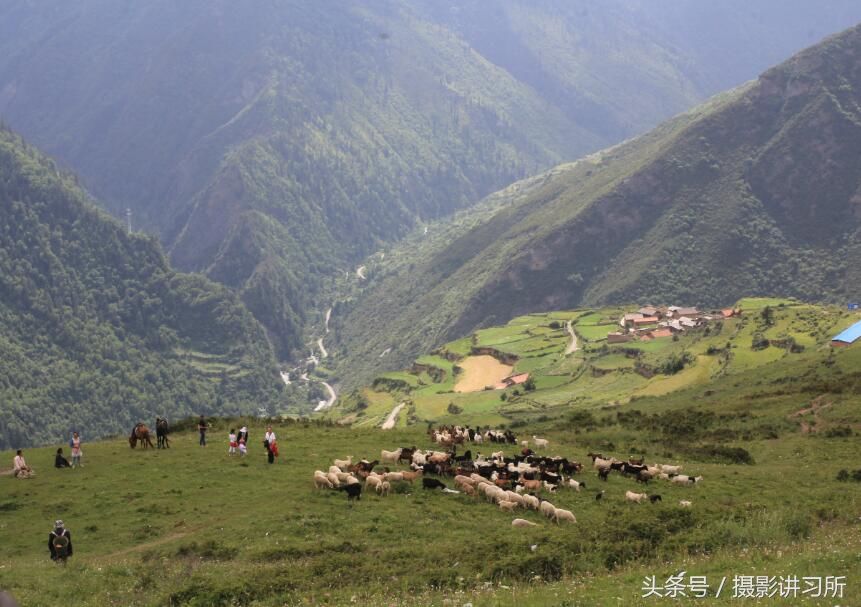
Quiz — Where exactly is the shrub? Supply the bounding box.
[824,426,853,438]
[446,402,462,414]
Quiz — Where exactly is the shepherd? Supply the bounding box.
[49,520,73,564]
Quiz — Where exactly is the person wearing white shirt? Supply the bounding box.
[13,450,34,479]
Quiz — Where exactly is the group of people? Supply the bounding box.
[13,432,83,479]
[226,425,280,464]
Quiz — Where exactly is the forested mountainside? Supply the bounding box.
[2,1,860,358]
[333,23,861,388]
[0,128,282,448]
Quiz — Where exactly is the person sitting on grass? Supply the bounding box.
[13,450,33,479]
[54,448,71,469]
[48,520,73,564]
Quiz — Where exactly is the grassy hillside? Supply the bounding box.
[2,300,861,606]
[3,1,861,358]
[333,300,861,431]
[0,127,282,448]
[333,23,861,386]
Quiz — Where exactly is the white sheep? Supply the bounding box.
[384,471,404,482]
[512,518,538,528]
[532,436,549,449]
[520,440,529,449]
[670,474,702,485]
[521,494,540,510]
[625,490,648,503]
[381,449,402,463]
[566,479,584,492]
[679,500,692,507]
[313,471,334,489]
[333,456,353,469]
[543,481,558,493]
[498,500,518,512]
[539,500,556,519]
[326,472,341,487]
[328,465,342,475]
[660,464,683,475]
[376,481,391,496]
[553,507,577,524]
[411,451,427,466]
[365,475,382,490]
[344,475,359,485]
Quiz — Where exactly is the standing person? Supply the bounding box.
[70,432,83,468]
[198,415,208,447]
[54,448,71,469]
[238,437,247,456]
[48,520,73,564]
[13,450,33,479]
[227,428,237,456]
[264,426,278,460]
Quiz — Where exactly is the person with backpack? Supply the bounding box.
[48,520,73,563]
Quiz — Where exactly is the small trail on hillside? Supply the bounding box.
[314,382,337,412]
[97,529,196,560]
[789,395,832,434]
[356,265,366,280]
[565,320,580,355]
[317,337,328,358]
[382,402,406,429]
[324,307,332,333]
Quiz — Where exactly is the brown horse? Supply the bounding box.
[129,423,155,449]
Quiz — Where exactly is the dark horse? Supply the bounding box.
[156,417,170,449]
[129,423,154,449]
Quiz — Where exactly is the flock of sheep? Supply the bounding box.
[311,427,702,527]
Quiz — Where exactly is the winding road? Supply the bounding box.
[356,265,367,280]
[565,320,580,355]
[324,307,332,333]
[381,402,406,429]
[314,382,337,412]
[317,337,328,358]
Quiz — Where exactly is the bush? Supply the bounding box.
[446,402,463,414]
[824,426,853,438]
[683,444,754,465]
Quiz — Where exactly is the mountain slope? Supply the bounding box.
[0,127,282,448]
[3,1,861,358]
[333,23,861,387]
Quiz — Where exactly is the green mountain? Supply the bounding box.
[0,127,282,448]
[2,1,860,358]
[333,23,861,387]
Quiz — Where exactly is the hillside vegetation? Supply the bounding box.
[2,298,860,605]
[332,23,861,385]
[3,1,860,357]
[0,128,282,448]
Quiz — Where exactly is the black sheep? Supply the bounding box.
[422,478,446,490]
[338,483,363,500]
[649,494,662,503]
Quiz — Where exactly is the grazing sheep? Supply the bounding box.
[400,469,422,483]
[657,472,670,480]
[512,518,538,528]
[327,472,341,487]
[365,475,383,490]
[329,465,342,475]
[344,475,359,485]
[428,451,450,464]
[543,481,558,493]
[313,471,334,489]
[598,468,610,481]
[625,491,648,504]
[553,508,577,524]
[539,500,556,519]
[461,484,476,496]
[490,450,504,460]
[520,440,529,449]
[593,457,614,470]
[679,500,692,507]
[338,483,362,501]
[521,494,540,510]
[520,479,542,492]
[335,471,352,483]
[333,456,353,470]
[595,490,605,501]
[660,464,683,475]
[384,471,404,482]
[422,478,447,490]
[532,436,549,449]
[566,479,585,491]
[381,449,402,464]
[670,474,701,485]
[376,481,391,496]
[498,500,518,512]
[649,494,662,503]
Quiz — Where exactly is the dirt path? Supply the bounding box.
[565,320,580,355]
[98,529,194,560]
[356,265,366,280]
[789,396,832,434]
[454,355,514,393]
[324,307,332,333]
[379,347,391,358]
[280,371,291,386]
[382,402,406,429]
[317,337,328,358]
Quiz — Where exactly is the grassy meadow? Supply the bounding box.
[2,299,861,605]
